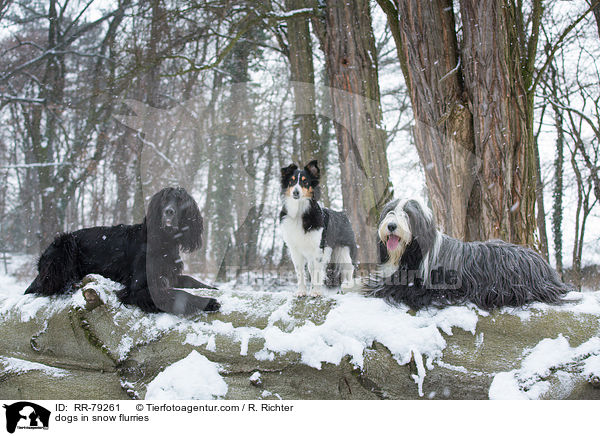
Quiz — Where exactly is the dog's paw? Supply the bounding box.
[296,287,308,297]
[203,298,221,312]
[309,287,323,297]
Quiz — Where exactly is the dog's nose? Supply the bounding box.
[165,207,175,217]
[387,222,397,232]
[292,190,300,199]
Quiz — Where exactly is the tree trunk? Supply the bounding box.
[459,0,537,246]
[34,0,64,249]
[393,0,476,240]
[534,137,549,260]
[571,149,584,289]
[549,63,564,276]
[593,0,600,39]
[216,34,259,280]
[383,0,539,245]
[314,0,393,264]
[112,132,132,225]
[317,67,334,208]
[285,0,320,163]
[133,0,164,222]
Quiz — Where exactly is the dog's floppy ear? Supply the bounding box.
[402,200,437,257]
[304,160,321,201]
[376,199,399,263]
[146,188,169,234]
[178,189,203,252]
[304,160,320,180]
[281,163,298,189]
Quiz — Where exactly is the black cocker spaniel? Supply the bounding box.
[25,187,219,315]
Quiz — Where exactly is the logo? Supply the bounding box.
[3,402,50,433]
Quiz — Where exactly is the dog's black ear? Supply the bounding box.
[146,188,170,234]
[281,163,298,189]
[304,160,320,180]
[304,160,321,201]
[178,189,203,252]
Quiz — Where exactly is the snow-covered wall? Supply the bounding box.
[1,273,600,400]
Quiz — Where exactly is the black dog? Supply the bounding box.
[25,187,219,315]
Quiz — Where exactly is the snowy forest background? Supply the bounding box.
[0,0,599,288]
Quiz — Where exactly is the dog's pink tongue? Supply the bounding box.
[387,235,400,251]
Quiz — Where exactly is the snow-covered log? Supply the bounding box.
[1,275,600,400]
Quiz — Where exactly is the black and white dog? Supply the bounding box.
[366,198,571,310]
[25,187,219,315]
[280,160,357,296]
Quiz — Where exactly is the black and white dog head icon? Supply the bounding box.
[3,402,51,434]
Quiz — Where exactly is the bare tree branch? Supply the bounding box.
[531,0,599,92]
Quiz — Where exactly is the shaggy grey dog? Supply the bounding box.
[365,198,572,310]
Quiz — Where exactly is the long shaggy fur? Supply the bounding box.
[366,198,572,310]
[25,187,219,315]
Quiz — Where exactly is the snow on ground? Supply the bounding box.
[0,269,124,324]
[249,371,261,383]
[178,282,481,397]
[2,255,600,399]
[0,263,479,397]
[0,254,75,322]
[145,350,227,400]
[0,356,69,378]
[0,254,33,297]
[582,355,600,384]
[489,335,600,400]
[261,390,282,400]
[499,289,600,321]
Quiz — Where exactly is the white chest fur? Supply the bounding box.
[280,214,323,260]
[280,196,324,259]
[280,196,331,296]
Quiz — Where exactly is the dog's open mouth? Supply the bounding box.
[386,234,400,251]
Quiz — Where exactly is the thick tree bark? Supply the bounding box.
[459,0,537,246]
[384,0,539,245]
[394,0,476,240]
[286,0,331,206]
[314,0,393,264]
